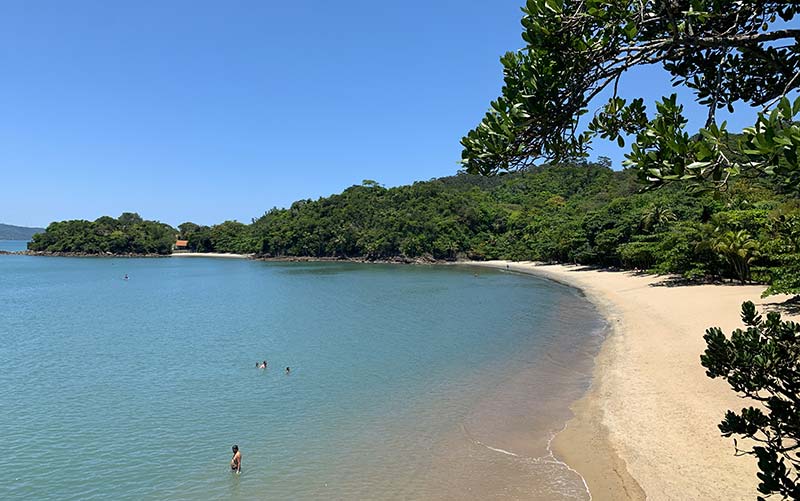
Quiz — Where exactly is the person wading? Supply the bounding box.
[230,445,242,473]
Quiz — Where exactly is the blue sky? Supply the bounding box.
[0,1,771,227]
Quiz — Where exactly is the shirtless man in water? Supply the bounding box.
[231,445,242,473]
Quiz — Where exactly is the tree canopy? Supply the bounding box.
[460,0,800,190]
[28,213,176,255]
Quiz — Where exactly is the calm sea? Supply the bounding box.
[0,253,605,500]
[0,240,29,252]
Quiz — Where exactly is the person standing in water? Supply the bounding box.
[231,445,242,473]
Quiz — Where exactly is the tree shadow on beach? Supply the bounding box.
[546,263,748,288]
[763,296,800,317]
[550,264,651,277]
[644,276,750,288]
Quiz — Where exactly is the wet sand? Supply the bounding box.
[471,261,798,501]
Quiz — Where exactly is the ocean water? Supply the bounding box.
[0,255,605,500]
[0,240,29,252]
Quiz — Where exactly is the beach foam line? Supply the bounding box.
[547,422,593,501]
[461,424,593,500]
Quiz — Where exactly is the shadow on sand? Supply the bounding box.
[763,296,800,317]
[549,264,738,288]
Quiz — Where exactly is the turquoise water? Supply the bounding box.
[0,256,604,500]
[0,240,29,252]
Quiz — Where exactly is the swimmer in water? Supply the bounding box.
[231,445,242,473]
[285,367,290,374]
[260,360,267,369]
[123,274,129,280]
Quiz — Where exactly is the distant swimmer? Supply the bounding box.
[231,445,242,473]
[255,362,260,369]
[285,367,290,374]
[260,360,267,369]
[123,274,129,280]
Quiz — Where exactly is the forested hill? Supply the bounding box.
[27,162,800,295]
[0,223,44,240]
[185,161,797,295]
[28,213,176,255]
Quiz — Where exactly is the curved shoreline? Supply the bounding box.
[470,260,799,500]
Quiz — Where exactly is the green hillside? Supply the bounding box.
[26,161,800,296]
[181,161,797,295]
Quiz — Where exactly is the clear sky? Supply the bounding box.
[0,1,771,227]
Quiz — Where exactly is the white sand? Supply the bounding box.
[170,252,252,259]
[471,261,798,501]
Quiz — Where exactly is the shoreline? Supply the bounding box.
[470,260,798,500]
[10,251,438,263]
[10,250,255,259]
[170,252,252,259]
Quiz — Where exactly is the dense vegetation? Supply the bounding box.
[0,223,44,240]
[28,212,176,255]
[28,163,798,297]
[171,161,796,296]
[460,0,800,192]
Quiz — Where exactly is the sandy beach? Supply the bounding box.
[169,252,253,259]
[471,261,798,501]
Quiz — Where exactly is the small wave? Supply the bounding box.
[462,424,592,501]
[546,422,592,501]
[474,441,519,458]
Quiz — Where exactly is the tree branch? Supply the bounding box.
[685,29,800,48]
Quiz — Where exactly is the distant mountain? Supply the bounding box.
[0,223,45,240]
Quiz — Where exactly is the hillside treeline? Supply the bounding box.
[28,162,800,295]
[180,162,796,294]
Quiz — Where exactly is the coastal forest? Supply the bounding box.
[28,159,800,297]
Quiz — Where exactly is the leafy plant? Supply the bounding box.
[702,302,800,499]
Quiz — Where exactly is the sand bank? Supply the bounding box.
[471,261,798,501]
[169,252,252,259]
